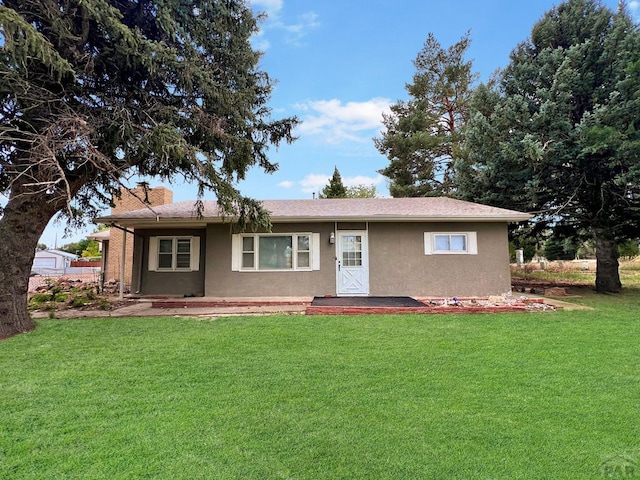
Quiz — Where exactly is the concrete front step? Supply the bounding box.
[151,299,311,309]
[149,296,551,315]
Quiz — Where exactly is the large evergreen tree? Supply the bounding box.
[320,167,347,198]
[0,0,297,337]
[375,32,477,197]
[457,0,640,292]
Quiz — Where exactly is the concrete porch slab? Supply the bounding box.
[31,294,574,319]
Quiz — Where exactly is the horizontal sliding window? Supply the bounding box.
[424,232,477,255]
[434,234,467,253]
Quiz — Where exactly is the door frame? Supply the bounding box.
[335,230,369,296]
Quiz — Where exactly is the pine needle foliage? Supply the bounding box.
[0,0,297,335]
[457,0,640,292]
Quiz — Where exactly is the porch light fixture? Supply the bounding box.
[329,232,335,244]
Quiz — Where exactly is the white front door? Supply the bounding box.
[336,231,369,296]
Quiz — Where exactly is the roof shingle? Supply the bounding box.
[97,197,531,224]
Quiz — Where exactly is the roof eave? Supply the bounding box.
[268,215,532,223]
[97,214,532,226]
[97,218,208,228]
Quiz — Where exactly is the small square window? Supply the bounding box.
[297,252,310,268]
[434,235,450,251]
[154,237,193,270]
[158,254,173,269]
[242,253,255,268]
[243,237,254,251]
[297,235,309,251]
[450,235,466,251]
[159,239,173,253]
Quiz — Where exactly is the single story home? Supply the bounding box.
[96,197,531,298]
[32,249,79,275]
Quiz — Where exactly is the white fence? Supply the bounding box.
[31,266,102,276]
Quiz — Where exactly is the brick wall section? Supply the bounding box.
[105,186,173,285]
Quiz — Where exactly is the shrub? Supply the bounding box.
[28,279,111,312]
[30,293,52,306]
[71,297,88,308]
[98,299,112,310]
[53,293,69,303]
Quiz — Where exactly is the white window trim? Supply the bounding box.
[232,233,320,272]
[424,232,477,255]
[148,236,200,271]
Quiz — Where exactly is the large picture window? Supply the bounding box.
[424,232,477,255]
[232,233,320,271]
[148,236,200,271]
[242,234,309,270]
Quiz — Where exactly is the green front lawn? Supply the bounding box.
[2,291,640,479]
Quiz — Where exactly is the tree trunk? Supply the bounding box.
[0,192,57,339]
[594,228,622,293]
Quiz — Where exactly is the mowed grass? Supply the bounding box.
[2,291,640,479]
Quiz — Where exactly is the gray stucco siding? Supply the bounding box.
[204,223,336,297]
[367,222,511,297]
[200,221,511,298]
[133,228,206,296]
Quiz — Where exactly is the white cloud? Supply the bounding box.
[277,180,295,188]
[281,12,321,45]
[252,36,271,52]
[629,1,639,10]
[299,173,331,193]
[250,0,283,16]
[294,98,391,144]
[249,1,319,48]
[343,174,385,188]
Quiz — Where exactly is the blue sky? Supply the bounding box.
[40,0,636,247]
